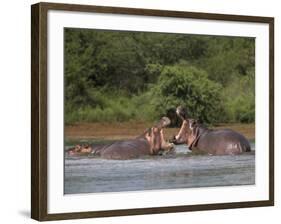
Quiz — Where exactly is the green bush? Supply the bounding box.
[149,64,224,124]
[64,67,254,124]
[64,29,255,124]
[222,75,255,123]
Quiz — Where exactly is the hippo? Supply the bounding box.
[171,118,251,155]
[67,117,174,159]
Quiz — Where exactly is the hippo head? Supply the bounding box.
[171,118,200,149]
[144,117,175,155]
[67,144,93,156]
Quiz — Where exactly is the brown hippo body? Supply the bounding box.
[172,118,251,155]
[92,138,151,160]
[67,117,174,160]
[194,128,251,155]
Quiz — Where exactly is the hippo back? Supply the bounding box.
[196,129,251,155]
[100,138,151,159]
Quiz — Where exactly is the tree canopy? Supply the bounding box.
[64,28,255,124]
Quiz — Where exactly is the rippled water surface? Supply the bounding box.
[64,142,255,194]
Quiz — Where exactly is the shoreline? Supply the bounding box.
[65,122,255,141]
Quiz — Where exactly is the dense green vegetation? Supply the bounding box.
[65,28,255,125]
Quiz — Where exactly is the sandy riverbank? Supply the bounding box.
[65,122,255,141]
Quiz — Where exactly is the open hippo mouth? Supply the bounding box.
[176,106,188,120]
[67,116,175,158]
[149,116,175,154]
[160,117,175,152]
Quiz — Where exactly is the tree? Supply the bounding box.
[150,63,224,123]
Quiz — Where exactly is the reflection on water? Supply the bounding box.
[64,141,255,194]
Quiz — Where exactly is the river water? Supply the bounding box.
[64,141,255,194]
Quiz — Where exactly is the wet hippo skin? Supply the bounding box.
[67,117,174,159]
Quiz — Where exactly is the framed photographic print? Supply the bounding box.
[31,2,274,221]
